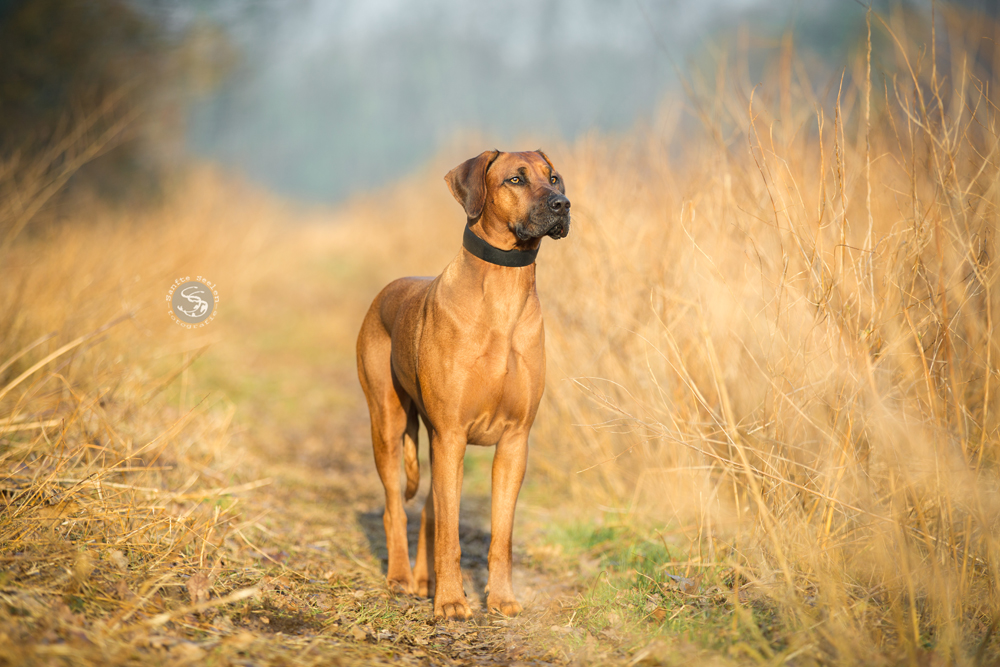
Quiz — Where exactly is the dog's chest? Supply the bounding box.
[417,314,544,441]
[461,329,544,444]
[412,273,546,442]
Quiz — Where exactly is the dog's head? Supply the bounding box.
[445,150,570,248]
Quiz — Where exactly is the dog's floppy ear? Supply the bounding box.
[535,149,554,170]
[445,150,500,220]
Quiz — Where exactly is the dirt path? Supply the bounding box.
[218,444,612,666]
[188,229,649,665]
[147,230,628,664]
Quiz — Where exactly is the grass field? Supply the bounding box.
[3,4,1000,665]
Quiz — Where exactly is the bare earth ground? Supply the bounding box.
[224,441,604,667]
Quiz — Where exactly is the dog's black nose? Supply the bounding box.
[548,194,570,215]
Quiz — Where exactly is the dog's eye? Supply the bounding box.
[509,177,521,184]
[550,176,558,184]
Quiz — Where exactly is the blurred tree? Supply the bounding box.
[0,0,168,205]
[0,0,235,217]
[0,0,158,146]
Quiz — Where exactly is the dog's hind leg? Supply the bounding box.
[414,414,435,597]
[403,404,419,501]
[358,320,415,594]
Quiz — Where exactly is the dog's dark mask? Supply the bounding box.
[513,164,571,241]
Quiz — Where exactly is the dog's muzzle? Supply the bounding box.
[514,193,572,241]
[544,193,571,239]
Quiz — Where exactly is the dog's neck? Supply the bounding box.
[445,223,540,325]
[468,218,542,253]
[462,226,538,267]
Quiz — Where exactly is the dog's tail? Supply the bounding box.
[403,406,419,501]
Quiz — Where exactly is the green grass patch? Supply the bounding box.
[538,519,794,660]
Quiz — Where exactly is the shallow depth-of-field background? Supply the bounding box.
[3,4,1000,666]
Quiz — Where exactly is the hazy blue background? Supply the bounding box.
[129,0,991,203]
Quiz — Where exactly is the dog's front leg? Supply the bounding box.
[486,431,528,616]
[431,431,471,619]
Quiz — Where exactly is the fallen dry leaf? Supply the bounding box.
[186,572,213,605]
[663,572,701,595]
[72,551,93,585]
[107,549,129,571]
[115,579,134,601]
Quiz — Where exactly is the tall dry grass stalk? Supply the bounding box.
[0,90,137,250]
[523,4,1000,662]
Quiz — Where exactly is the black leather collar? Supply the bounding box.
[463,226,538,267]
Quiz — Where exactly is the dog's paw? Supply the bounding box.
[416,578,435,598]
[434,599,473,620]
[487,596,523,617]
[386,576,416,595]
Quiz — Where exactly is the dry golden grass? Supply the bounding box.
[3,3,1000,665]
[329,5,1000,662]
[527,6,1000,664]
[0,167,285,664]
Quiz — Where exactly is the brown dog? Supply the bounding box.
[356,150,570,619]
